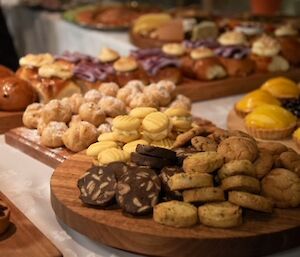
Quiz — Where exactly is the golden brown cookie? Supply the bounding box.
[208,129,255,144]
[183,152,224,173]
[153,200,198,228]
[168,172,213,191]
[262,168,300,208]
[183,187,225,203]
[221,175,261,194]
[191,136,217,152]
[198,201,242,228]
[277,151,300,176]
[254,151,274,179]
[217,136,258,163]
[257,141,288,156]
[218,160,256,180]
[228,191,273,213]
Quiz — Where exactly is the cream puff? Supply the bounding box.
[251,35,290,72]
[218,31,248,46]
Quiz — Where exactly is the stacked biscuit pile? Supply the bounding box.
[86,107,194,165]
[79,124,300,229]
[22,80,191,152]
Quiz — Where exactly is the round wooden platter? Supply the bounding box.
[227,109,299,153]
[51,153,300,257]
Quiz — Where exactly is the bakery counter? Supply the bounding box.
[1,95,300,257]
[3,6,133,58]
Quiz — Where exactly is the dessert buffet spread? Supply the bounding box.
[50,112,300,257]
[228,76,300,152]
[0,192,62,257]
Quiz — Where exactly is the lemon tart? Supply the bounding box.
[293,128,300,148]
[235,89,281,117]
[245,104,297,139]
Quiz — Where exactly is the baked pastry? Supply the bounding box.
[0,76,37,111]
[0,200,10,235]
[144,83,172,107]
[42,99,72,124]
[0,65,14,78]
[113,57,149,87]
[218,31,248,46]
[215,46,255,77]
[191,21,219,41]
[98,82,119,97]
[84,89,103,103]
[86,141,119,158]
[169,94,192,111]
[22,103,44,129]
[116,80,145,106]
[234,22,263,41]
[262,168,300,208]
[69,114,82,127]
[198,201,242,228]
[79,102,106,127]
[251,35,290,72]
[245,104,297,140]
[40,121,68,148]
[112,115,141,143]
[181,47,227,80]
[260,77,300,100]
[275,24,300,65]
[67,93,85,114]
[62,121,98,152]
[235,89,281,117]
[276,151,300,176]
[217,136,258,163]
[98,96,126,117]
[154,200,198,228]
[98,48,120,64]
[129,92,159,109]
[164,107,192,132]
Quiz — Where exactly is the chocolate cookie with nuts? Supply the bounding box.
[77,166,117,207]
[116,167,161,215]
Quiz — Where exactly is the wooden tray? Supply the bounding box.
[176,70,300,102]
[51,153,300,257]
[0,192,62,257]
[0,111,23,134]
[5,127,73,168]
[227,109,299,153]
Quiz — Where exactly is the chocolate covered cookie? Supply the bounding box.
[78,166,116,206]
[116,167,161,215]
[131,152,174,170]
[136,144,177,162]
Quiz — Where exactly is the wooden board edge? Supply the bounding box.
[0,111,23,134]
[4,129,64,169]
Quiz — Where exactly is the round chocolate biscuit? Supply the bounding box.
[159,166,183,201]
[105,162,130,181]
[116,167,161,215]
[131,152,174,170]
[136,144,177,162]
[77,166,116,207]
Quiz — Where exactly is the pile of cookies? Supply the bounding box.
[22,80,191,152]
[0,200,10,235]
[78,124,300,229]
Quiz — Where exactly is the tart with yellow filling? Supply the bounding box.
[293,128,300,149]
[235,89,281,117]
[245,104,297,140]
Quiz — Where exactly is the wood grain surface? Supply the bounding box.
[0,192,62,257]
[227,109,299,153]
[51,153,300,257]
[0,111,23,134]
[5,127,73,168]
[176,70,300,102]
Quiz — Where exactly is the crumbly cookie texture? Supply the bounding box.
[218,160,256,180]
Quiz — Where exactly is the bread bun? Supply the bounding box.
[0,76,37,111]
[0,65,14,78]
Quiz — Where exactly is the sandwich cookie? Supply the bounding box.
[112,115,141,143]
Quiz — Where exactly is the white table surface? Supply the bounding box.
[1,95,300,257]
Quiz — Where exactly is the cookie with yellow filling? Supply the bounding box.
[164,107,192,132]
[86,141,119,157]
[245,104,297,140]
[260,77,300,100]
[98,148,129,165]
[112,115,141,143]
[129,107,157,120]
[235,89,281,117]
[142,111,171,141]
[293,128,300,149]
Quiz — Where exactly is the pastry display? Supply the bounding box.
[0,200,10,235]
[78,106,300,230]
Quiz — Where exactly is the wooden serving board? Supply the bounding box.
[0,111,23,134]
[0,192,62,257]
[227,109,299,153]
[176,70,300,102]
[51,153,300,257]
[5,127,73,168]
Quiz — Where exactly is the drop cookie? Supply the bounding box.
[218,160,256,180]
[221,175,261,194]
[183,187,225,203]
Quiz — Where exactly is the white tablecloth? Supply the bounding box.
[1,95,300,257]
[3,6,133,57]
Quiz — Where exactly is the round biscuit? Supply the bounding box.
[183,187,225,203]
[221,175,261,194]
[98,132,117,141]
[129,107,157,119]
[113,115,141,131]
[98,148,129,165]
[151,138,175,149]
[123,140,149,154]
[218,160,256,180]
[228,191,273,213]
[142,112,169,133]
[86,141,119,157]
